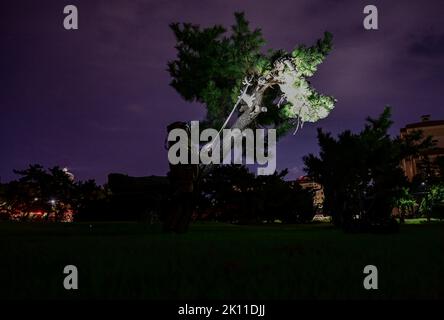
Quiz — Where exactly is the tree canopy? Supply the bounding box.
[168,12,335,137]
[0,164,104,222]
[303,107,434,227]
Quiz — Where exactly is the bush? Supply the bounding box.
[431,204,444,220]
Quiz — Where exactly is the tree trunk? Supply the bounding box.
[399,209,405,224]
[200,84,269,177]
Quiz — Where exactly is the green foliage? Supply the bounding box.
[291,32,333,77]
[395,188,416,211]
[168,12,335,136]
[419,183,444,216]
[168,12,264,129]
[395,187,417,221]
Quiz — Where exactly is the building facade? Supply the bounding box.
[400,115,444,181]
[296,175,324,211]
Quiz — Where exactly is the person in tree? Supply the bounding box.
[164,121,199,233]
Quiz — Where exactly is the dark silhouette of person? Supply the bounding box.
[164,121,199,233]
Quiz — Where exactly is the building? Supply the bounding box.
[295,176,324,210]
[400,115,444,181]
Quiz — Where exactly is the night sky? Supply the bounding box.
[1,0,443,184]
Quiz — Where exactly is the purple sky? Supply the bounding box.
[1,0,443,184]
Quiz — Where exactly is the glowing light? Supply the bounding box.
[273,57,335,128]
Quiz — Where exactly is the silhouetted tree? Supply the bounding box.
[256,169,314,223]
[2,164,105,222]
[9,165,76,220]
[0,182,9,220]
[436,157,444,180]
[304,107,433,229]
[200,165,256,223]
[73,180,108,222]
[106,173,169,223]
[199,165,314,223]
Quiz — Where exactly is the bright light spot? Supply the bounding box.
[275,59,335,125]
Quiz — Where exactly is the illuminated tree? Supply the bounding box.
[166,12,335,232]
[168,12,336,139]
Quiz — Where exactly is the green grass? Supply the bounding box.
[0,221,443,300]
[402,218,441,224]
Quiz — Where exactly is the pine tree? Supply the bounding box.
[168,12,336,138]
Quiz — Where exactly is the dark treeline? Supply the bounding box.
[0,165,314,225]
[0,165,106,222]
[1,109,443,232]
[304,107,444,231]
[197,165,314,224]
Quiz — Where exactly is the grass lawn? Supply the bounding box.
[0,221,443,300]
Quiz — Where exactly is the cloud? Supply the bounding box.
[408,31,444,58]
[288,165,304,178]
[126,103,146,114]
